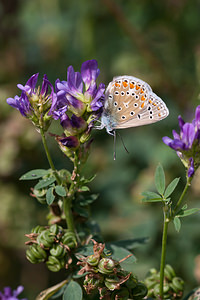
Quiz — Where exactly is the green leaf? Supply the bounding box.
[46,187,55,205]
[141,191,163,202]
[80,175,96,184]
[155,164,165,195]
[107,244,136,272]
[107,237,149,250]
[177,208,200,218]
[36,279,68,300]
[164,178,180,198]
[55,185,67,197]
[173,216,181,232]
[74,205,89,218]
[34,177,56,190]
[79,186,90,192]
[63,281,82,300]
[79,194,99,206]
[20,169,49,180]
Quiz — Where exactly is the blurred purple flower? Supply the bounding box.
[0,285,27,300]
[59,136,79,149]
[163,105,200,177]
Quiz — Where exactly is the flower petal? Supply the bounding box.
[181,123,195,148]
[188,157,194,177]
[81,59,100,89]
[195,105,200,130]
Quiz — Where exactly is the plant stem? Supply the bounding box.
[159,209,169,299]
[40,128,61,185]
[173,177,192,215]
[63,196,75,233]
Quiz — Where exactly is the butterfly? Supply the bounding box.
[99,75,169,135]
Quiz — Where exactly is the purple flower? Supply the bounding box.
[163,105,200,177]
[188,157,194,177]
[7,74,55,119]
[55,59,105,117]
[60,114,87,135]
[0,286,27,300]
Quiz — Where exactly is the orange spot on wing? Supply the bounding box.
[129,83,134,89]
[149,100,152,104]
[141,95,146,101]
[153,103,157,106]
[136,85,140,90]
[140,89,144,94]
[157,106,160,110]
[140,102,145,108]
[122,81,128,87]
[158,113,161,117]
[115,83,120,87]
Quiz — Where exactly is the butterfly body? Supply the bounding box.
[100,75,169,135]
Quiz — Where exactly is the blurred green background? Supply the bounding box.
[1,0,200,298]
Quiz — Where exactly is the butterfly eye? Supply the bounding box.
[126,91,130,95]
[148,106,151,111]
[150,115,153,119]
[121,115,126,120]
[150,111,153,114]
[121,91,125,96]
[137,114,141,119]
[130,111,135,116]
[118,107,122,111]
[135,95,139,100]
[134,103,138,107]
[124,79,128,83]
[109,95,113,99]
[115,91,119,95]
[114,102,118,107]
[132,92,135,97]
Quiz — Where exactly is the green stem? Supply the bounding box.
[40,128,61,185]
[63,196,75,233]
[173,177,192,215]
[159,209,169,299]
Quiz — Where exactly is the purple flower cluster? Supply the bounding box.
[7,73,55,118]
[163,106,200,177]
[0,286,27,300]
[51,59,105,119]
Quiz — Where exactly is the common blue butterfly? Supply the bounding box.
[99,75,169,135]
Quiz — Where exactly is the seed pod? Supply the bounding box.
[46,255,65,272]
[31,225,45,234]
[105,276,120,291]
[171,277,184,292]
[111,287,129,300]
[26,245,47,264]
[132,282,148,298]
[32,188,47,204]
[98,258,116,275]
[86,255,99,266]
[37,229,55,248]
[50,244,66,258]
[61,230,77,249]
[165,264,176,278]
[26,249,38,264]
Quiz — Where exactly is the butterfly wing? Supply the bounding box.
[102,76,169,131]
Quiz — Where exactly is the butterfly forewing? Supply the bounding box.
[104,76,169,130]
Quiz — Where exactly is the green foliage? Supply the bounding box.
[155,164,165,195]
[63,281,83,300]
[142,164,180,204]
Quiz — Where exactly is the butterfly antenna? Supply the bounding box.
[117,132,129,154]
[113,130,116,160]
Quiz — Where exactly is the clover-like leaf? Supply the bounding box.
[63,281,82,300]
[20,169,50,180]
[155,164,165,195]
[164,178,180,198]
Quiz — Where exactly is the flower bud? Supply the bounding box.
[61,114,87,136]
